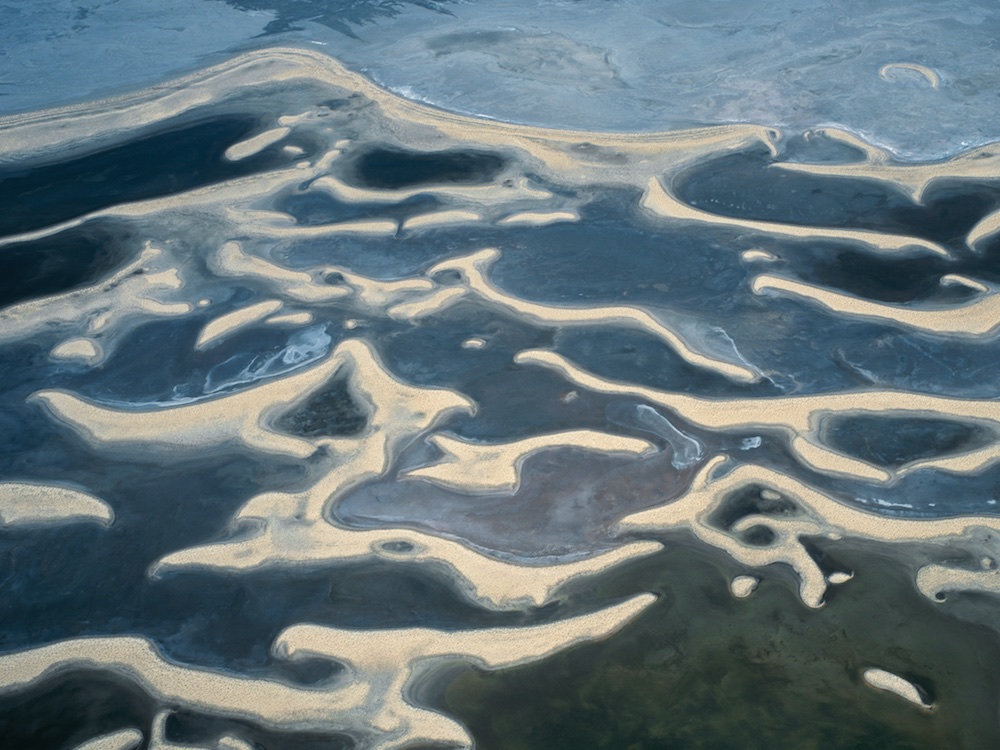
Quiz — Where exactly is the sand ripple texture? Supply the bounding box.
[2,47,1000,749]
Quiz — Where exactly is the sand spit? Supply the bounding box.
[498,210,580,226]
[429,249,760,383]
[386,287,468,321]
[265,311,314,326]
[771,142,1000,203]
[51,337,103,364]
[31,343,358,460]
[940,274,989,294]
[195,299,284,349]
[75,729,144,750]
[0,244,190,362]
[223,126,291,162]
[153,506,662,611]
[211,241,351,304]
[915,562,1000,602]
[401,210,482,231]
[618,456,1000,608]
[0,482,114,528]
[272,593,655,749]
[0,596,653,749]
[862,668,933,709]
[516,348,1000,483]
[0,46,777,220]
[402,430,656,495]
[967,208,1000,251]
[879,63,941,89]
[147,340,658,609]
[752,273,1000,337]
[71,728,144,750]
[640,177,951,258]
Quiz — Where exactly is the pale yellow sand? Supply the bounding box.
[402,430,656,495]
[0,482,113,527]
[401,210,482,231]
[311,174,553,207]
[771,142,1000,203]
[32,343,362,460]
[0,244,191,359]
[967,208,1000,251]
[752,272,1000,337]
[730,575,759,598]
[803,127,891,162]
[0,595,654,749]
[915,562,1000,602]
[265,311,314,326]
[71,729,144,750]
[224,126,291,161]
[640,177,951,258]
[431,249,760,383]
[940,274,989,293]
[51,337,103,364]
[863,668,932,708]
[740,249,778,263]
[461,337,486,349]
[879,63,940,89]
[386,287,469,321]
[211,241,350,304]
[619,456,1000,608]
[195,299,283,349]
[517,348,1000,483]
[498,210,580,226]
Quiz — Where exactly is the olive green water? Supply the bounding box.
[443,536,1000,750]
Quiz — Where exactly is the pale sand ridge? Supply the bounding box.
[0,482,114,527]
[752,273,1000,337]
[195,299,283,349]
[402,429,656,495]
[429,248,761,383]
[517,348,1000,483]
[0,595,654,749]
[640,177,951,258]
[862,668,932,708]
[618,457,1000,608]
[71,729,144,750]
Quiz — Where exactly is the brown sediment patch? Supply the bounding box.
[0,482,114,527]
[640,177,952,258]
[618,456,1000,608]
[401,429,656,495]
[516,348,1000,483]
[430,249,761,383]
[752,272,1000,337]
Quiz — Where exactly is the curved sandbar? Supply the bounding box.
[771,141,1000,203]
[862,668,932,709]
[402,429,657,495]
[618,456,1000,608]
[752,273,1000,337]
[516,348,1000,483]
[195,299,283,350]
[429,249,760,383]
[0,482,114,528]
[31,343,358,460]
[71,729,144,750]
[640,177,951,258]
[0,596,654,749]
